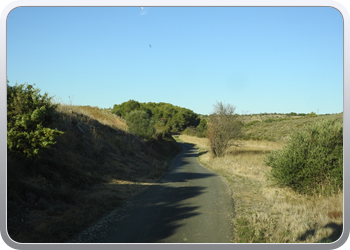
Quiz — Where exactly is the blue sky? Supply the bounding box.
[7,7,343,115]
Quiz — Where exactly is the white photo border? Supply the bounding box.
[1,1,348,250]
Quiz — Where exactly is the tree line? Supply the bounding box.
[112,100,203,136]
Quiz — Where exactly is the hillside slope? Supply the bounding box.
[7,104,181,243]
[242,113,343,141]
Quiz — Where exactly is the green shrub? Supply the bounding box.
[7,82,64,158]
[196,119,208,137]
[125,110,155,141]
[264,118,343,195]
[182,126,198,137]
[154,122,170,139]
[244,120,261,127]
[265,118,277,123]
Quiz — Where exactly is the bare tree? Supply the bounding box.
[207,101,243,157]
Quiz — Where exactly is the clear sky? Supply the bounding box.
[7,7,343,115]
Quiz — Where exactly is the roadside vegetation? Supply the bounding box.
[7,83,181,243]
[176,108,343,243]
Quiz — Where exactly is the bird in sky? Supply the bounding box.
[149,44,152,48]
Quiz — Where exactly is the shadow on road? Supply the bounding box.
[72,142,234,243]
[102,180,209,243]
[141,185,206,243]
[181,149,198,158]
[161,172,216,183]
[101,143,220,243]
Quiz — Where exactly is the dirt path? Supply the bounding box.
[71,143,234,243]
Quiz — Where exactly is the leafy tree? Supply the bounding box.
[308,111,317,117]
[113,108,122,117]
[123,99,141,114]
[112,99,141,117]
[207,101,243,157]
[125,110,155,141]
[7,82,64,158]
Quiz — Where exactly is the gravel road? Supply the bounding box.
[70,143,234,243]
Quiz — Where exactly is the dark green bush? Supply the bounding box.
[263,118,275,123]
[7,82,64,158]
[263,118,289,123]
[113,109,122,117]
[264,118,343,195]
[125,110,155,141]
[196,119,208,137]
[244,120,261,127]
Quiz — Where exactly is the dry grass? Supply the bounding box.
[56,104,128,131]
[242,113,343,142]
[177,135,343,243]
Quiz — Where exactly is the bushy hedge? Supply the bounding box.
[7,82,64,158]
[264,118,343,195]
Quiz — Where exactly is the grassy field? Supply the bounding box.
[241,113,343,142]
[175,125,343,243]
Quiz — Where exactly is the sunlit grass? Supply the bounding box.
[242,113,343,141]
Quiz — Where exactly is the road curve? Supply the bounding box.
[72,143,234,243]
